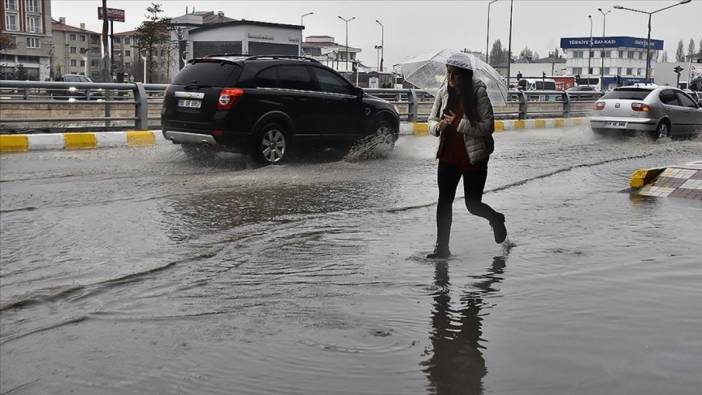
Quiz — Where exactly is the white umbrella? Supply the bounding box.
[400,49,509,106]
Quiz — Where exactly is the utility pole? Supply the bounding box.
[300,12,313,56]
[485,0,498,64]
[375,19,384,72]
[614,0,692,83]
[506,0,514,89]
[598,8,611,90]
[101,0,109,82]
[588,15,592,81]
[337,16,355,72]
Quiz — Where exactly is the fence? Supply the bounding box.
[0,80,602,133]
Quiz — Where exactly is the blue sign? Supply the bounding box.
[560,36,664,50]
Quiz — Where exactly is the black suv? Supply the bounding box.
[161,55,400,164]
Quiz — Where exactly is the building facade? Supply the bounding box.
[50,18,102,80]
[0,0,52,80]
[560,36,664,89]
[113,30,171,83]
[168,11,303,82]
[302,35,362,72]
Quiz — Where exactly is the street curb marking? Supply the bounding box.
[64,133,97,150]
[127,131,156,147]
[0,119,587,153]
[0,135,28,152]
[630,161,702,200]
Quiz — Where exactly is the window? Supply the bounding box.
[124,37,130,45]
[26,37,40,48]
[172,62,242,86]
[618,50,623,58]
[637,68,643,76]
[573,51,583,59]
[91,60,99,67]
[256,67,278,88]
[125,62,131,69]
[603,67,610,75]
[5,0,18,10]
[125,50,131,57]
[70,47,77,54]
[70,34,76,41]
[278,66,315,91]
[676,91,698,108]
[80,60,85,67]
[589,50,594,58]
[5,14,18,31]
[81,35,86,42]
[603,88,652,100]
[628,51,634,59]
[27,15,41,33]
[659,90,679,105]
[311,67,354,95]
[70,59,77,67]
[637,52,643,59]
[626,68,633,75]
[25,0,40,12]
[604,51,611,58]
[114,37,121,44]
[572,67,582,75]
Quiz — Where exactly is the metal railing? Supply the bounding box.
[0,80,603,133]
[365,88,604,122]
[0,80,168,132]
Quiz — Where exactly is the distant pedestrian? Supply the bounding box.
[426,55,507,259]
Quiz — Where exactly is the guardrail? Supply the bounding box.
[365,88,603,122]
[0,80,602,133]
[0,80,168,132]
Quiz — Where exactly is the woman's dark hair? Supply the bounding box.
[446,68,478,126]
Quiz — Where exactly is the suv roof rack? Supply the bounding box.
[245,55,321,64]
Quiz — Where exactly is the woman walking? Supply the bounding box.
[427,56,507,259]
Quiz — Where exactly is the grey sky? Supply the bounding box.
[51,0,702,67]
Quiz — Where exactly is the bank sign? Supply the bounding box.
[560,36,663,50]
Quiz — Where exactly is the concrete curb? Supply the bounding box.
[399,117,587,136]
[0,117,588,153]
[0,131,165,153]
[630,161,702,200]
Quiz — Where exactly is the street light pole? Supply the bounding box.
[588,15,592,80]
[338,16,355,72]
[598,8,611,89]
[613,0,691,83]
[486,0,498,65]
[375,20,384,72]
[506,0,514,89]
[300,12,313,56]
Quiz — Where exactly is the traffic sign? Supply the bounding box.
[98,7,125,22]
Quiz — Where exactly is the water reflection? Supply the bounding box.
[422,256,506,395]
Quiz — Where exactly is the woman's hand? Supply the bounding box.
[438,110,455,133]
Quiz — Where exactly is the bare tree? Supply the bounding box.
[675,40,685,62]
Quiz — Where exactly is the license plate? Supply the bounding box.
[606,121,627,128]
[178,99,201,109]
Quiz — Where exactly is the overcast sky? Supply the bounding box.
[51,0,702,67]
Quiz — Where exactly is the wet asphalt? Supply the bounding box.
[1,127,701,394]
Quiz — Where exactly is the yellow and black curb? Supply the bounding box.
[0,131,161,153]
[399,117,586,136]
[629,161,702,200]
[0,117,588,153]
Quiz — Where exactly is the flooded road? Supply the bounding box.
[1,127,701,394]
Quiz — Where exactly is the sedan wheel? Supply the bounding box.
[656,120,671,139]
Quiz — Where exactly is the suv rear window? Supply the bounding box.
[173,61,242,86]
[602,89,651,100]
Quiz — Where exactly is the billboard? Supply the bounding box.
[560,36,664,50]
[98,7,125,22]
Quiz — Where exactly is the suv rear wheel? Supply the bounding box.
[253,122,290,165]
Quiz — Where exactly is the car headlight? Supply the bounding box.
[68,87,77,92]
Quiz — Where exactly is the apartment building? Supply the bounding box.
[0,0,52,80]
[50,17,102,80]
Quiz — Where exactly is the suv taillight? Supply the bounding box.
[631,102,650,112]
[217,88,244,110]
[593,101,605,110]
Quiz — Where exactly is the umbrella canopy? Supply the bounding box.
[400,49,509,106]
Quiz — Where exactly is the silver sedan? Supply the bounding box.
[589,85,702,138]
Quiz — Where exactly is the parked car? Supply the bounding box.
[589,85,702,138]
[161,55,400,165]
[54,74,104,101]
